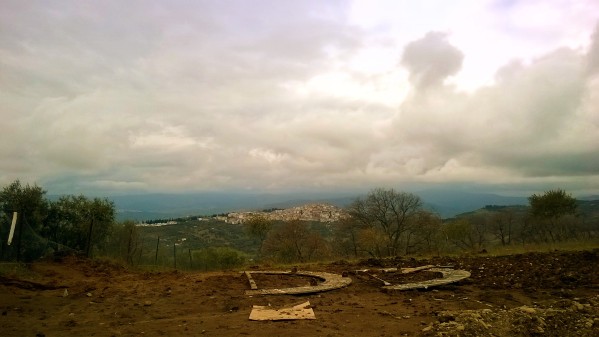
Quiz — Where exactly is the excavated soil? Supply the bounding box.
[1,249,599,337]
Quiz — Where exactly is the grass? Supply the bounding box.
[486,239,599,256]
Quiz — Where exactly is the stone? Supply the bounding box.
[518,306,536,314]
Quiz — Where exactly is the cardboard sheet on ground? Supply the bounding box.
[249,301,315,321]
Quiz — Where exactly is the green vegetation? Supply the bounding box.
[244,215,274,256]
[1,180,598,269]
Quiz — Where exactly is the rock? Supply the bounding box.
[518,306,536,314]
[421,326,432,332]
[456,324,465,331]
[143,301,153,307]
[62,289,68,297]
[86,292,92,297]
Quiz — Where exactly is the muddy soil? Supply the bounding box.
[1,249,598,337]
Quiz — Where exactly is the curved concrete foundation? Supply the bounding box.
[382,268,471,291]
[244,270,352,296]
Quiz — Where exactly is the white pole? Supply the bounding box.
[7,212,17,245]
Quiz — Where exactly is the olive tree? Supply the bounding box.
[0,180,48,261]
[45,195,115,256]
[528,189,577,242]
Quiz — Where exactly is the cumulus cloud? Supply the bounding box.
[586,23,599,75]
[401,32,464,89]
[388,29,599,189]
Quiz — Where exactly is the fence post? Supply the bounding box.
[173,242,177,270]
[16,210,23,262]
[138,239,144,266]
[154,236,160,265]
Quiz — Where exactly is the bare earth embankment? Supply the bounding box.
[1,249,599,337]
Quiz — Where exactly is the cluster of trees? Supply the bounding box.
[243,188,598,263]
[0,180,136,262]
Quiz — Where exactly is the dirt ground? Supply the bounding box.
[1,249,599,337]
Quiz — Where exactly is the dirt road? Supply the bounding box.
[1,249,598,336]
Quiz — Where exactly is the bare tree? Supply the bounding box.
[332,217,362,258]
[262,220,329,263]
[348,188,423,257]
[489,209,520,246]
[408,211,444,255]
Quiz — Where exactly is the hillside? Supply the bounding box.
[110,189,538,221]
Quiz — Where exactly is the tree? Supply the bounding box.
[262,220,329,263]
[528,189,577,242]
[105,220,140,264]
[332,217,362,258]
[529,189,577,219]
[0,180,48,261]
[489,208,520,246]
[244,215,273,255]
[44,195,115,255]
[443,219,481,252]
[409,211,444,254]
[348,188,423,257]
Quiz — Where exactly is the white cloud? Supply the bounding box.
[0,0,598,196]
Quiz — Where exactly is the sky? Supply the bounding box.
[1,0,599,197]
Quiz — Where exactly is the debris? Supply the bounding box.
[366,273,392,286]
[249,301,315,321]
[244,271,258,290]
[353,269,391,285]
[401,265,434,274]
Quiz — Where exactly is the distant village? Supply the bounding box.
[217,203,349,224]
[136,203,349,226]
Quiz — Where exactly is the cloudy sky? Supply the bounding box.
[1,0,599,197]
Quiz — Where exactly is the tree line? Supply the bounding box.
[0,180,137,262]
[2,179,597,266]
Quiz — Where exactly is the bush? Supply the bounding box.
[191,247,247,271]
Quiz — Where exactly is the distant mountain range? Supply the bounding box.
[105,189,540,221]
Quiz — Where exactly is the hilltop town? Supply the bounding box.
[219,203,349,224]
